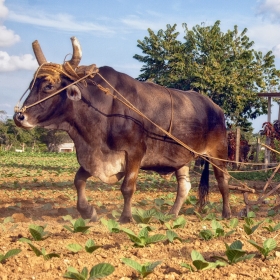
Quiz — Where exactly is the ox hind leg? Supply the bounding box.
[74,167,97,221]
[169,164,191,217]
[211,157,231,219]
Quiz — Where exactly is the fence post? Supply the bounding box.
[235,126,240,168]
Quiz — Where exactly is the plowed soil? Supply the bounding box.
[1,171,280,280]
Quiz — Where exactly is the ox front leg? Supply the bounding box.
[74,167,97,221]
[169,165,191,217]
[119,164,140,224]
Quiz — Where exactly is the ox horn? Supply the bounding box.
[68,36,82,69]
[32,40,47,65]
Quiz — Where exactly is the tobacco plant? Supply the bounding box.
[0,249,21,263]
[181,250,225,271]
[122,258,161,278]
[64,263,115,280]
[248,238,277,259]
[63,216,91,234]
[212,240,255,264]
[121,227,166,247]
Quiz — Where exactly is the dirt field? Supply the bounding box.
[1,154,280,279]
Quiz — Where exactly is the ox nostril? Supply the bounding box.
[17,113,25,121]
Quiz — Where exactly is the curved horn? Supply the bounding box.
[68,36,82,69]
[32,40,47,65]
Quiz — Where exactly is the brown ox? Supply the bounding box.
[14,37,231,222]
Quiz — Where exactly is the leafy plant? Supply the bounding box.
[100,218,120,233]
[166,230,182,243]
[0,249,21,263]
[64,263,115,279]
[66,243,83,253]
[85,239,101,254]
[185,195,197,206]
[224,218,239,229]
[199,220,234,240]
[248,238,277,259]
[63,217,91,234]
[23,240,59,260]
[213,240,255,264]
[121,227,166,247]
[181,250,225,271]
[263,222,280,232]
[122,258,161,278]
[153,211,174,224]
[28,224,50,241]
[132,208,157,224]
[243,217,263,235]
[165,216,186,229]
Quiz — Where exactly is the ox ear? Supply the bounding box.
[67,85,81,101]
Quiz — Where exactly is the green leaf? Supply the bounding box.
[66,243,83,253]
[192,260,212,271]
[63,225,74,233]
[63,266,86,280]
[173,216,186,228]
[191,250,205,261]
[2,249,21,262]
[29,224,49,241]
[43,253,60,261]
[229,218,239,229]
[85,239,101,253]
[89,263,115,278]
[122,258,142,273]
[180,262,195,272]
[146,234,167,245]
[166,230,182,243]
[248,238,277,258]
[28,243,43,257]
[199,229,213,240]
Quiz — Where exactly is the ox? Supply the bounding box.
[14,37,231,223]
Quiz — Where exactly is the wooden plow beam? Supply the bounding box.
[241,162,280,214]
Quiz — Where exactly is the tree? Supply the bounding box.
[133,21,280,129]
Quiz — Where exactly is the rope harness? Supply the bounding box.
[15,62,279,194]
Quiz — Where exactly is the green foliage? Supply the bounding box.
[63,217,91,234]
[100,218,120,233]
[132,208,157,224]
[28,224,50,241]
[66,239,101,254]
[153,211,174,224]
[66,243,84,253]
[166,230,182,243]
[213,240,255,264]
[199,220,235,240]
[181,250,225,271]
[243,217,263,235]
[248,238,277,259]
[0,249,21,263]
[22,240,59,260]
[85,239,101,254]
[122,258,161,278]
[164,216,186,229]
[134,21,280,128]
[121,227,166,247]
[64,263,115,279]
[263,222,280,232]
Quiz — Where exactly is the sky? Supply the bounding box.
[1,0,280,132]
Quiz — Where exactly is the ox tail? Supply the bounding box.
[198,159,209,209]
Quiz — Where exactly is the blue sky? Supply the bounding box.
[1,0,280,132]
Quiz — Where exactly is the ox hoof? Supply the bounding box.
[222,210,231,220]
[119,216,133,224]
[78,205,98,222]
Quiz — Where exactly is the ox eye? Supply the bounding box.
[44,84,54,91]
